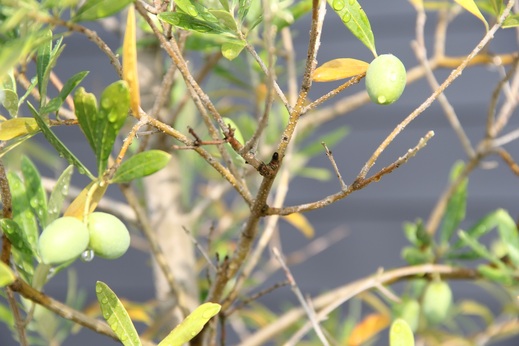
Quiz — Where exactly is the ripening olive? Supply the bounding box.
[38,217,90,265]
[365,54,406,105]
[87,212,130,259]
[422,281,453,324]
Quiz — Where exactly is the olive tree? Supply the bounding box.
[1,0,519,345]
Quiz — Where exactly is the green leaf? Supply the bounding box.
[389,318,415,346]
[494,209,519,266]
[175,0,200,17]
[96,281,141,346]
[238,0,252,22]
[440,161,467,245]
[1,89,18,117]
[38,36,65,108]
[73,0,134,22]
[458,230,503,267]
[273,0,312,30]
[297,166,332,181]
[210,9,238,32]
[21,156,48,228]
[95,81,130,174]
[36,29,52,103]
[401,246,434,265]
[110,150,171,183]
[477,264,514,285]
[74,87,98,155]
[503,13,519,28]
[0,36,35,80]
[327,0,377,57]
[0,303,14,329]
[158,12,234,36]
[221,40,245,61]
[158,302,221,346]
[454,0,489,31]
[47,165,74,223]
[28,102,95,179]
[40,71,89,115]
[0,218,35,257]
[7,172,38,254]
[0,261,15,287]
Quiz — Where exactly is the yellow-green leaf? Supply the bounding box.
[64,180,108,221]
[282,213,314,238]
[110,150,171,183]
[123,5,140,118]
[0,117,39,140]
[96,281,141,346]
[313,58,369,82]
[454,0,489,31]
[158,303,221,346]
[0,262,15,287]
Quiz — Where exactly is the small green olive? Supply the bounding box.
[87,212,130,259]
[38,217,90,265]
[365,54,406,105]
[422,281,453,324]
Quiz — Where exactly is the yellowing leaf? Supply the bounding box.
[313,58,369,82]
[454,0,489,31]
[0,117,39,140]
[282,213,314,238]
[64,180,108,220]
[123,5,140,117]
[348,313,390,346]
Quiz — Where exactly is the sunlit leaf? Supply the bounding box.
[175,0,199,16]
[64,180,108,220]
[123,5,140,117]
[74,87,98,154]
[110,150,171,183]
[389,318,415,346]
[48,165,74,223]
[95,81,130,174]
[503,14,519,28]
[0,118,39,140]
[0,262,15,287]
[73,0,134,22]
[158,303,221,346]
[281,213,315,238]
[21,156,48,228]
[327,0,377,56]
[494,209,519,266]
[28,102,95,179]
[96,281,141,346]
[1,89,18,117]
[158,12,234,36]
[348,313,390,346]
[454,0,489,31]
[313,58,369,82]
[457,299,494,325]
[210,9,238,32]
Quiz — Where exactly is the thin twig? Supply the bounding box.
[495,148,519,176]
[322,142,347,191]
[182,226,217,274]
[226,280,290,316]
[272,247,330,346]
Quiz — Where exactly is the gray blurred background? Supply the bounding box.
[2,1,519,345]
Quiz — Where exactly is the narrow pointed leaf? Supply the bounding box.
[29,103,95,179]
[158,302,221,346]
[21,156,48,228]
[0,262,15,287]
[158,12,232,36]
[73,0,134,22]
[36,29,52,102]
[440,161,467,244]
[327,0,376,56]
[175,0,199,16]
[454,0,489,31]
[282,213,315,238]
[64,180,108,220]
[95,81,130,174]
[313,58,368,82]
[48,165,74,223]
[503,14,519,28]
[123,6,140,117]
[74,87,98,154]
[40,71,89,115]
[458,230,503,267]
[96,281,141,346]
[0,218,35,257]
[111,150,171,183]
[495,209,519,266]
[0,118,39,140]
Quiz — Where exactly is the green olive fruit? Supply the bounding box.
[38,217,90,265]
[365,54,406,105]
[422,281,452,324]
[87,212,130,259]
[398,299,420,332]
